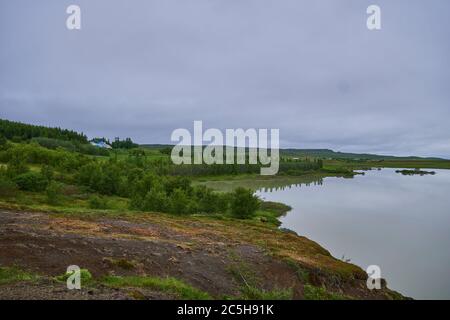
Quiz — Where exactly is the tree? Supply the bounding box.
[111,137,138,149]
[230,187,260,219]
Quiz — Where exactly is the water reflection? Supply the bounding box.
[196,175,325,193]
[256,169,450,300]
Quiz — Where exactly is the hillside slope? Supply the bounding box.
[0,209,404,300]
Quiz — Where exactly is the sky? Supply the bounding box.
[1,0,449,157]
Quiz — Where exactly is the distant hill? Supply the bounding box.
[280,148,443,160]
[0,118,442,161]
[141,144,443,161]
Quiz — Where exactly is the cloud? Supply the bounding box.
[1,0,449,157]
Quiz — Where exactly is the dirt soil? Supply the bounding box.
[0,209,400,300]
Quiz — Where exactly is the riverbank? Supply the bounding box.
[0,207,405,300]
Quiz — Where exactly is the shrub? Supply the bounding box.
[141,189,170,212]
[6,159,29,177]
[164,176,192,195]
[46,181,62,205]
[0,176,18,197]
[194,185,228,213]
[88,195,109,209]
[0,135,7,150]
[31,137,77,152]
[41,165,54,181]
[169,188,193,214]
[13,172,48,192]
[230,187,260,219]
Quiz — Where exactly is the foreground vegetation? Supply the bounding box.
[0,209,405,300]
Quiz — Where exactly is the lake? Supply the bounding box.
[202,169,450,299]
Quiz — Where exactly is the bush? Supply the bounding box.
[169,188,194,215]
[13,172,48,192]
[46,181,62,205]
[0,176,18,197]
[31,137,77,151]
[41,165,54,181]
[142,189,170,212]
[6,159,29,177]
[230,187,260,219]
[194,185,228,213]
[164,176,192,195]
[88,195,109,209]
[0,135,7,151]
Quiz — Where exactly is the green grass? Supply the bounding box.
[240,286,293,300]
[55,268,93,285]
[283,258,310,283]
[103,257,137,270]
[227,251,293,300]
[303,284,350,300]
[0,187,130,217]
[101,275,211,300]
[0,266,38,285]
[324,159,450,170]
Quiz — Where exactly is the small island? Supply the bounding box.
[396,169,436,176]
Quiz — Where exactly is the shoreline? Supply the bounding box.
[0,204,406,300]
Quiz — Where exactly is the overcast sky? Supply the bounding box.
[1,0,449,157]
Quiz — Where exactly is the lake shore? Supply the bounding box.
[0,206,406,300]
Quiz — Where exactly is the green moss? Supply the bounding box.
[101,275,210,300]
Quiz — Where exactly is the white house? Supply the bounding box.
[90,141,112,149]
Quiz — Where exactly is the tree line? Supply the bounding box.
[0,118,87,143]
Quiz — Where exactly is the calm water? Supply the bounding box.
[255,169,450,299]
